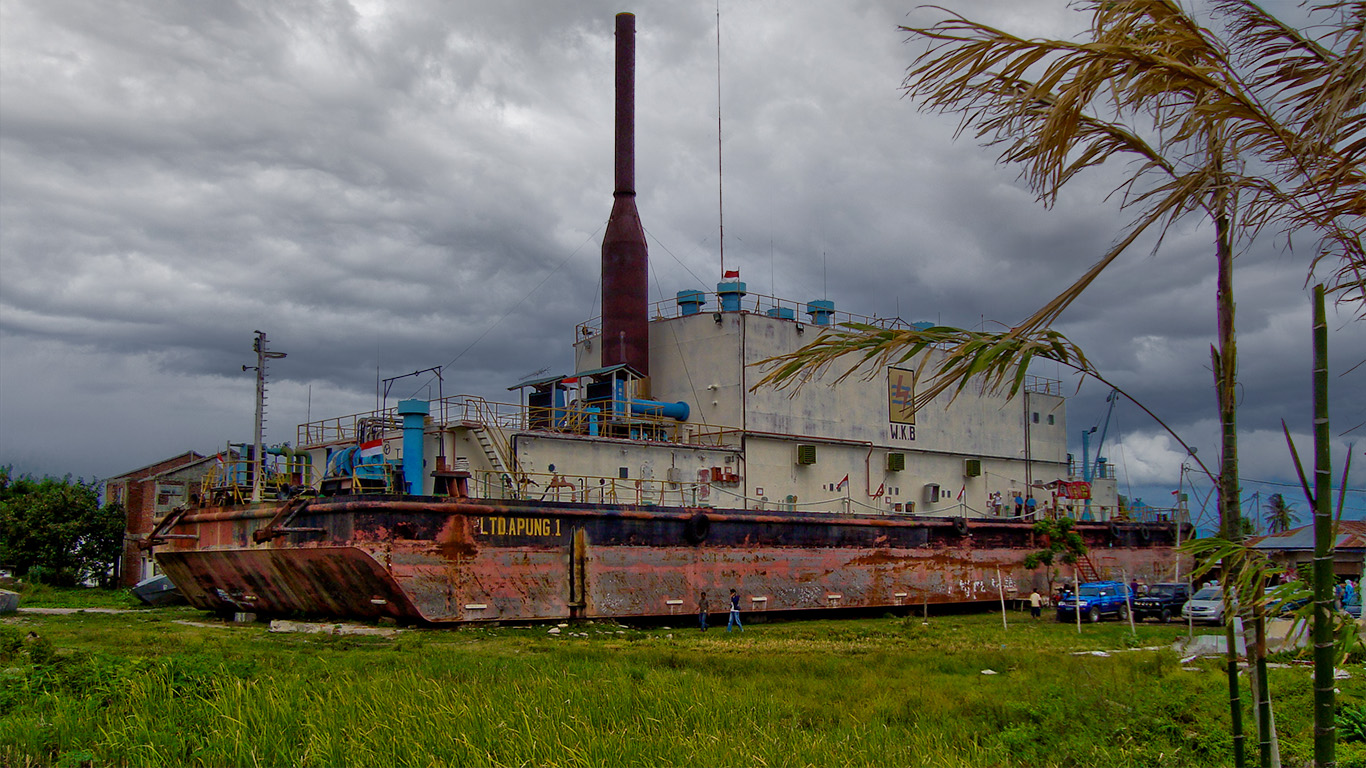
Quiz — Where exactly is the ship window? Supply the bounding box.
[619,467,629,479]
[1032,412,1040,424]
[1047,414,1055,425]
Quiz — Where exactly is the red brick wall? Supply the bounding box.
[110,452,203,587]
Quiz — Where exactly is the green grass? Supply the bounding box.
[1,604,1362,767]
[2,581,145,610]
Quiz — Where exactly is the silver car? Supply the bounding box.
[1181,585,1233,623]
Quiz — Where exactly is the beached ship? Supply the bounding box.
[148,13,1188,624]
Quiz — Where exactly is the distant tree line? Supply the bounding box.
[0,466,124,587]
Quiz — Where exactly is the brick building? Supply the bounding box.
[105,451,209,587]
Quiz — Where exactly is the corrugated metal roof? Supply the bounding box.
[1248,520,1366,552]
[507,363,639,390]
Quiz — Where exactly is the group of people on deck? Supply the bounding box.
[698,589,743,632]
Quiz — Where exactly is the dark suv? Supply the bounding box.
[1133,582,1190,623]
[1056,580,1132,623]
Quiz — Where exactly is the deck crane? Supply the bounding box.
[1081,389,1118,517]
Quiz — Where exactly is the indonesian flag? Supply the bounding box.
[835,474,849,491]
[957,485,966,500]
[359,439,383,461]
[724,269,740,279]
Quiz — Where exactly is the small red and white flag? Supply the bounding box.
[835,474,849,492]
[723,269,740,279]
[956,485,966,501]
[359,439,384,461]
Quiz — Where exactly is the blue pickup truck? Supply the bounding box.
[1056,580,1132,623]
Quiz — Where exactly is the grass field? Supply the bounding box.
[1,589,1363,767]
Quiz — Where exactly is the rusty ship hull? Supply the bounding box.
[156,496,1184,623]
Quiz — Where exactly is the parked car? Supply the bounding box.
[1133,582,1190,623]
[1181,585,1233,623]
[1056,580,1131,623]
[1265,583,1310,617]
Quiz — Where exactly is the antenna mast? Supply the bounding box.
[244,330,286,504]
[716,0,725,278]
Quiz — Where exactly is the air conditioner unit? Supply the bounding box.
[923,483,941,503]
[796,445,817,465]
[886,452,906,472]
[964,458,982,477]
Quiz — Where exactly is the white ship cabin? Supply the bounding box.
[296,285,1122,521]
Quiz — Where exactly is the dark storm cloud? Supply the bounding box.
[0,1,1359,516]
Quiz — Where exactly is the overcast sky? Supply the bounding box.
[1,0,1361,526]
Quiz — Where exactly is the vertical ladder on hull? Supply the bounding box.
[568,527,587,618]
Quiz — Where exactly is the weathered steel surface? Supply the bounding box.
[601,12,649,375]
[155,496,1190,624]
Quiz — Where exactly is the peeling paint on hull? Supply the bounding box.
[154,495,1187,623]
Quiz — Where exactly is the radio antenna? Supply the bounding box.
[716,0,726,278]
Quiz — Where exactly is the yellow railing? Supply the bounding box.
[468,469,720,507]
[298,393,742,451]
[198,455,319,505]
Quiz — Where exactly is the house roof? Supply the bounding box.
[105,450,206,482]
[1248,520,1366,552]
[147,453,222,482]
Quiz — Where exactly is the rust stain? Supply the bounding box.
[155,497,1190,623]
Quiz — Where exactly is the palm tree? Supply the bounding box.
[1263,493,1299,534]
[756,3,1362,765]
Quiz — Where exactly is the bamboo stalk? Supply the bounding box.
[1310,284,1335,767]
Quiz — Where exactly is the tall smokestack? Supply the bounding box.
[601,12,649,376]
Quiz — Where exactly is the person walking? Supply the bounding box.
[1029,590,1042,619]
[727,588,743,632]
[698,590,710,631]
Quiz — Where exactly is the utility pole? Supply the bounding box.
[244,331,287,504]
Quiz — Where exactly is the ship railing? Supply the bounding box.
[1112,506,1187,525]
[194,455,320,508]
[464,469,941,516]
[344,462,403,495]
[1066,458,1117,480]
[434,394,737,448]
[577,290,930,336]
[682,425,745,448]
[299,406,399,447]
[1023,375,1061,396]
[469,469,722,507]
[436,395,524,430]
[301,392,742,452]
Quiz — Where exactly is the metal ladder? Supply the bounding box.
[1074,553,1102,583]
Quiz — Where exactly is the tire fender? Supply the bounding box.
[684,512,711,544]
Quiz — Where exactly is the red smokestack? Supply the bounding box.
[601,12,649,376]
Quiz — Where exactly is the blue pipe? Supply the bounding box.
[629,398,690,421]
[398,399,429,495]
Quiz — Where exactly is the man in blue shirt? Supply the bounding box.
[727,588,743,632]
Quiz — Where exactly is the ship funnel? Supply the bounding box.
[601,12,650,376]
